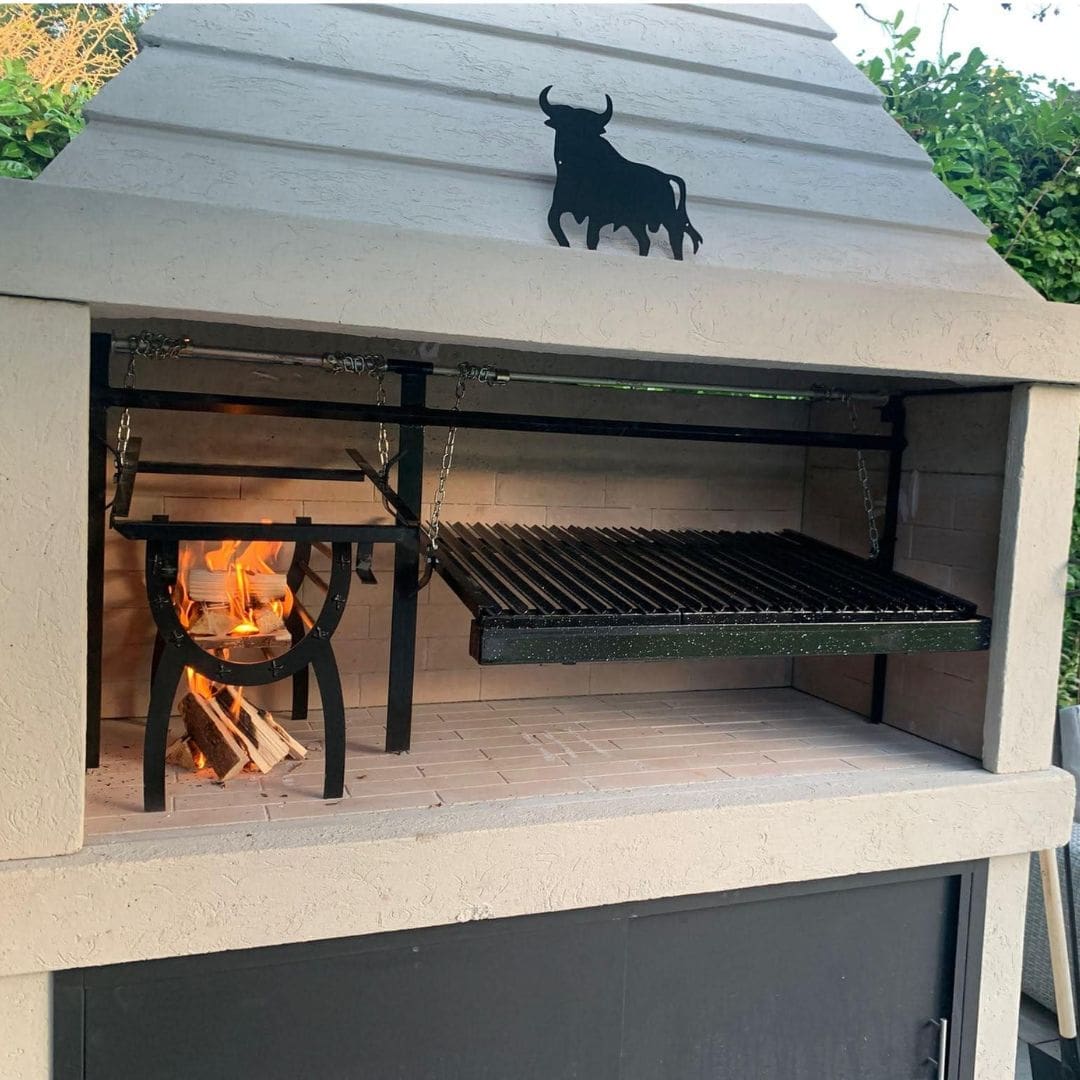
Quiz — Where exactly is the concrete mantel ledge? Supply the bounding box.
[4,180,1080,384]
[1,766,1072,978]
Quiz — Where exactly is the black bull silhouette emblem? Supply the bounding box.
[540,85,703,260]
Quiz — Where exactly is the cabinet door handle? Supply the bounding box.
[927,1018,948,1080]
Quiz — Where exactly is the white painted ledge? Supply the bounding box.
[0,765,1071,977]
[3,181,1080,384]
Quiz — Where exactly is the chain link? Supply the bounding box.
[428,369,468,556]
[321,351,385,377]
[373,370,391,476]
[846,396,880,560]
[116,334,188,477]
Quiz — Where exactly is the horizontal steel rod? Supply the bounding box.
[101,387,900,451]
[137,461,368,482]
[110,338,888,403]
[112,520,415,543]
[897,384,1014,399]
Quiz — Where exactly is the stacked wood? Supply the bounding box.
[165,687,307,781]
[188,607,236,638]
[217,687,308,769]
[173,693,247,780]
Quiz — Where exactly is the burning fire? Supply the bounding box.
[165,532,311,781]
[172,536,296,711]
[175,538,292,636]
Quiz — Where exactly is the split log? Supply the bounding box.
[180,693,247,780]
[189,607,236,637]
[254,707,308,761]
[165,735,199,770]
[254,608,285,634]
[215,689,287,773]
[216,688,309,770]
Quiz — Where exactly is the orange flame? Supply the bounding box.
[185,666,215,699]
[172,534,295,743]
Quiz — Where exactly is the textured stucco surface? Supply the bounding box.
[37,3,1034,298]
[0,972,49,1079]
[984,385,1080,773]
[0,766,1070,978]
[0,296,89,860]
[1,182,1079,384]
[974,852,1031,1079]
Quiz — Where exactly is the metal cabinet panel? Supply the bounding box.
[621,874,959,1079]
[77,918,625,1080]
[57,867,970,1080]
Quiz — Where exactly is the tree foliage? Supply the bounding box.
[858,10,1080,702]
[857,8,1080,303]
[0,4,145,179]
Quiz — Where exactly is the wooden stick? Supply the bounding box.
[1040,848,1079,1040]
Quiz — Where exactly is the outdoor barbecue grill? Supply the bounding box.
[434,524,992,665]
[91,332,994,793]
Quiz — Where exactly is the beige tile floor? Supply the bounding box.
[85,687,978,840]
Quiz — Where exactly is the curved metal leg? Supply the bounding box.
[285,532,311,721]
[143,647,185,812]
[311,647,346,800]
[149,632,165,684]
[285,609,309,721]
[291,667,310,721]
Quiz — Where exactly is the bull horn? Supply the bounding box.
[597,94,613,126]
[539,85,555,116]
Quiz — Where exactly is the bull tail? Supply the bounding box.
[667,173,703,253]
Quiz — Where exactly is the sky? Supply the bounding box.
[805,0,1080,85]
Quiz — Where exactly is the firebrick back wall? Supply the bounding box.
[98,325,823,718]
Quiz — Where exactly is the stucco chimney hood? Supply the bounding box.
[3,3,1079,384]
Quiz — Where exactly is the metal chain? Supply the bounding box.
[428,368,469,556]
[323,350,391,473]
[116,334,188,476]
[846,396,880,560]
[370,368,398,518]
[373,370,391,477]
[321,351,385,377]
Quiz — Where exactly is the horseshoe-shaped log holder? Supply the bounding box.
[114,514,420,811]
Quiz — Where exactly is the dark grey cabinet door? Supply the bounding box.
[58,869,965,1080]
[76,918,626,1080]
[621,874,959,1080]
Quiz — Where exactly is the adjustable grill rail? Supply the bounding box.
[435,526,992,665]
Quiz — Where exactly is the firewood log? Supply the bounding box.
[180,693,246,781]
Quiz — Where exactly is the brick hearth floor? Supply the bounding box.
[85,687,978,840]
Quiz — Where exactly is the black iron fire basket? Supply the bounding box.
[113,516,395,812]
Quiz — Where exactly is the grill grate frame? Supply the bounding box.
[434,525,992,665]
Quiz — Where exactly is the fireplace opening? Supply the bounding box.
[85,325,1003,832]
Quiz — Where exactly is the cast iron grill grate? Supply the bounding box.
[434,525,992,665]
